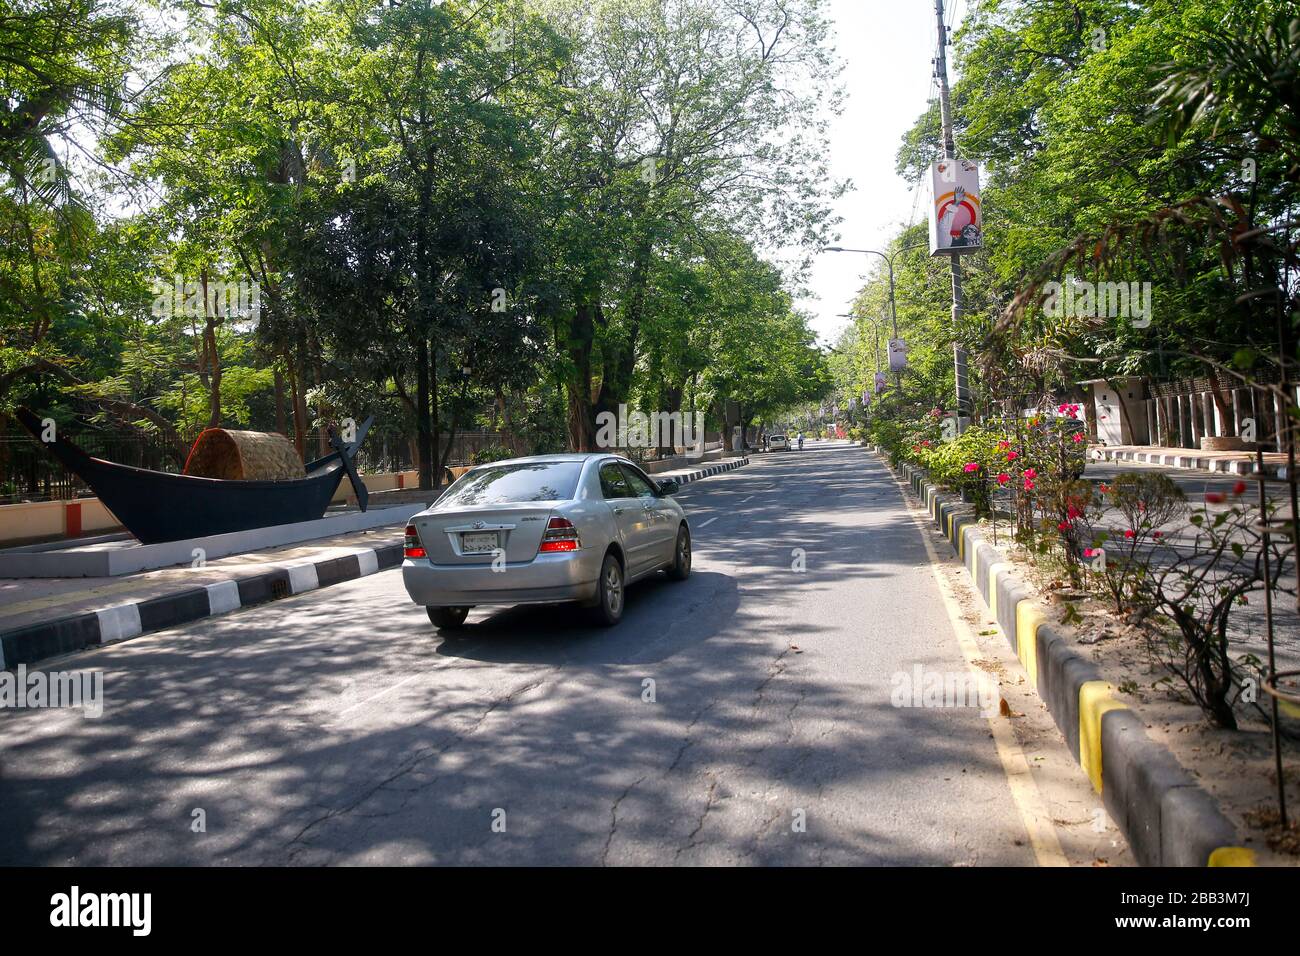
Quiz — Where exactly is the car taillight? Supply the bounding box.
[404,524,427,559]
[538,516,581,553]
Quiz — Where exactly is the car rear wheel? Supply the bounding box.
[427,606,470,629]
[590,553,624,626]
[667,525,691,581]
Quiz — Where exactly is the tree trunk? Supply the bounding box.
[564,299,597,451]
[416,337,433,490]
[274,366,287,436]
[1206,372,1235,438]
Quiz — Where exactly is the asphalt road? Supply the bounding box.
[0,442,1121,865]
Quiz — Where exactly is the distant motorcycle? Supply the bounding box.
[796,436,805,450]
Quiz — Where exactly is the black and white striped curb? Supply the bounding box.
[1,457,751,671]
[1091,447,1287,479]
[0,544,403,670]
[668,455,749,485]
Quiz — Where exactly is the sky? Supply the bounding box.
[802,0,968,347]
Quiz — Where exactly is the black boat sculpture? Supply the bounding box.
[16,407,372,545]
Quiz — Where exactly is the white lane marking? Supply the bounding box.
[890,471,1069,868]
[697,516,719,528]
[334,671,427,718]
[739,496,753,503]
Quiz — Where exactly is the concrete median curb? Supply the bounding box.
[873,446,1255,867]
[0,543,404,670]
[1,456,750,671]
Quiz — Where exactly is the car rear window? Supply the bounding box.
[437,461,584,507]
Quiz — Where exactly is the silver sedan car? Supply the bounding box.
[402,454,692,629]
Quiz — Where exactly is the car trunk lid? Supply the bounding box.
[414,503,556,564]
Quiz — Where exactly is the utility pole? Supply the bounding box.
[934,0,969,423]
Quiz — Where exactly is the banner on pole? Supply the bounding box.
[929,159,982,255]
[888,338,908,372]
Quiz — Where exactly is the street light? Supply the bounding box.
[825,246,906,341]
[826,242,927,386]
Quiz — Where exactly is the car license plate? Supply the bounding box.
[462,532,498,554]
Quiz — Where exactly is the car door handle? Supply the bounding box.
[613,507,625,515]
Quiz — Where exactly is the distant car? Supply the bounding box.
[768,434,789,451]
[402,454,691,629]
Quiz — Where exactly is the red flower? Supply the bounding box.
[1058,403,1068,413]
[1124,529,1136,539]
[1098,483,1110,494]
[1058,521,1071,532]
[1006,450,1019,461]
[1024,468,1037,479]
[1067,505,1081,519]
[1205,492,1225,504]
[996,473,1010,486]
[1152,531,1163,539]
[1023,479,1035,491]
[1232,481,1247,496]
[1072,433,1084,443]
[997,440,1011,450]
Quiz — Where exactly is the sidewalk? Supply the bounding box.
[1,455,749,670]
[1091,444,1291,479]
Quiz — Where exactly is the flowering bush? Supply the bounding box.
[912,425,1009,519]
[1076,473,1187,611]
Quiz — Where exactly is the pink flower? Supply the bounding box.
[1058,404,1068,413]
[1006,451,1019,461]
[997,440,1011,450]
[1152,531,1163,539]
[996,473,1010,486]
[963,462,980,473]
[1072,433,1084,443]
[1024,468,1037,479]
[1084,548,1101,558]
[1124,529,1136,539]
[1023,479,1035,491]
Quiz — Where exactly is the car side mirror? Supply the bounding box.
[657,478,680,496]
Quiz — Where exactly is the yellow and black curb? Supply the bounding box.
[878,449,1256,867]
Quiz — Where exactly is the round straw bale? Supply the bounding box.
[183,429,304,480]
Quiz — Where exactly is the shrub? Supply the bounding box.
[1125,485,1294,729]
[1077,473,1187,612]
[471,444,515,465]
